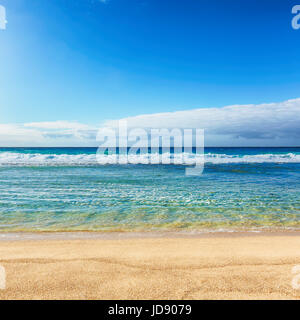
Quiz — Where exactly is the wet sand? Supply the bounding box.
[0,232,300,300]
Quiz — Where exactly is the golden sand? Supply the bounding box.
[0,233,300,300]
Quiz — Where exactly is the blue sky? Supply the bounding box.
[0,0,300,146]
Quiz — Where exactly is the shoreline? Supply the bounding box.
[1,229,300,241]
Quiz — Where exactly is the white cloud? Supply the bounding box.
[0,121,98,147]
[104,98,300,146]
[24,120,91,130]
[0,98,299,146]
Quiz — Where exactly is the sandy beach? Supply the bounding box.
[0,232,300,300]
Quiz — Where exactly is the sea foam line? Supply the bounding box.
[0,152,299,166]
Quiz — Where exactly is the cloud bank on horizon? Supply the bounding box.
[0,98,299,147]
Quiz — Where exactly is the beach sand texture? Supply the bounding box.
[0,233,300,300]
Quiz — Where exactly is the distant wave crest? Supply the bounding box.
[0,151,299,166]
[204,152,300,164]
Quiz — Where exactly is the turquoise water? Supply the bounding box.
[0,147,299,232]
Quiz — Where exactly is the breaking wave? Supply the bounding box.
[0,151,299,166]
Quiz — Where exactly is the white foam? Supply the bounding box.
[0,152,97,166]
[0,151,299,166]
[204,152,300,164]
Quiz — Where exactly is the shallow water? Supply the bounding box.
[0,147,299,232]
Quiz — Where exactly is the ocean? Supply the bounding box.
[0,147,299,232]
